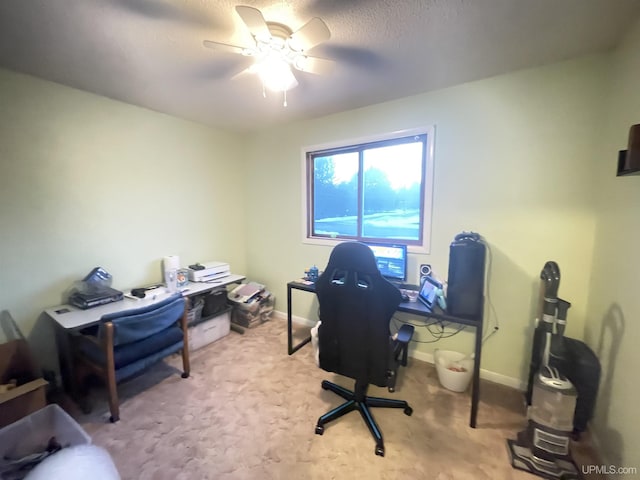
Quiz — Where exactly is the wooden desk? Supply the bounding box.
[286,280,484,428]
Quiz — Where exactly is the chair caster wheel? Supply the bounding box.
[388,387,395,393]
[181,372,190,379]
[375,445,385,457]
[321,381,330,390]
[404,406,413,416]
[109,415,119,423]
[315,425,324,435]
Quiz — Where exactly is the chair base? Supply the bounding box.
[315,380,413,456]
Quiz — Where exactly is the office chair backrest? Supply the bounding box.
[315,242,402,387]
[99,293,185,346]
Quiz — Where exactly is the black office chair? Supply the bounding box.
[314,241,414,456]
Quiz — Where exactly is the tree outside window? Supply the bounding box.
[307,132,431,247]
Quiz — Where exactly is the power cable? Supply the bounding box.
[479,238,500,344]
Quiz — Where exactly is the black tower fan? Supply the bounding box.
[447,232,486,320]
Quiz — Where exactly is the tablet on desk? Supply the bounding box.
[418,275,443,308]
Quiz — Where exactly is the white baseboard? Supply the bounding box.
[272,310,316,327]
[274,310,526,391]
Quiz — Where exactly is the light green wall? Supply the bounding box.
[0,69,246,369]
[244,55,608,384]
[1,34,636,467]
[584,18,640,471]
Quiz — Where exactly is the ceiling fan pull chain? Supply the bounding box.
[283,89,288,107]
[262,81,266,98]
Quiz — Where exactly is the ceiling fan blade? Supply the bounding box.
[319,45,386,71]
[187,56,253,81]
[230,66,255,81]
[304,0,370,17]
[287,73,299,91]
[235,5,270,40]
[110,0,218,28]
[202,40,247,56]
[294,56,335,75]
[289,17,331,52]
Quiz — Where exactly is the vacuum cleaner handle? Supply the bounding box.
[540,261,560,331]
[556,298,571,336]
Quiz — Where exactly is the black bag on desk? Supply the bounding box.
[202,289,228,317]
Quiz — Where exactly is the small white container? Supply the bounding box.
[434,349,474,392]
[164,269,178,293]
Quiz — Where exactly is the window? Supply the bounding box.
[304,127,434,252]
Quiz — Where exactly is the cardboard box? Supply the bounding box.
[0,339,48,428]
[230,292,275,328]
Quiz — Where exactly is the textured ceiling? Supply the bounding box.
[1,0,640,132]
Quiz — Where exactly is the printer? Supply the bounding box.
[188,261,231,282]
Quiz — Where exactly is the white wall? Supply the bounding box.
[0,69,247,370]
[243,55,608,384]
[584,17,640,472]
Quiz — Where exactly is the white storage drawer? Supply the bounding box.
[188,310,230,351]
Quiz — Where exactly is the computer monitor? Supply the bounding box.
[365,243,407,283]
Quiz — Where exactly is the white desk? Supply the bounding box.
[46,274,246,330]
[46,274,245,396]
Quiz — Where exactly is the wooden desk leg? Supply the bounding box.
[470,322,483,428]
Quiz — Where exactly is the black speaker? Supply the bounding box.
[446,234,486,319]
[419,264,431,285]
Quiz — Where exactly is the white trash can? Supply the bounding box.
[434,349,474,392]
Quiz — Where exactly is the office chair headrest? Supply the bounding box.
[325,242,380,276]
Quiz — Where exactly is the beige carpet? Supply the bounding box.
[63,319,602,480]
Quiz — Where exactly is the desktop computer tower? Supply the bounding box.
[446,233,486,320]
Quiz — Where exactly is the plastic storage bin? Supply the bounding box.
[188,309,231,351]
[434,350,474,392]
[186,297,204,325]
[0,404,91,471]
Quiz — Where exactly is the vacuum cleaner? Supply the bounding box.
[507,261,593,480]
[526,263,601,438]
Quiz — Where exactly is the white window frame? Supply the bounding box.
[301,125,435,254]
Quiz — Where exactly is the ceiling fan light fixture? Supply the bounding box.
[203,6,335,107]
[255,55,298,93]
[286,37,304,53]
[293,55,308,71]
[255,32,272,44]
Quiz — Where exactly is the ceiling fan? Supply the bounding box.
[203,5,335,106]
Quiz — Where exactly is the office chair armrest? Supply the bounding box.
[394,324,414,368]
[396,324,414,345]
